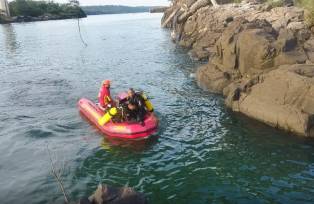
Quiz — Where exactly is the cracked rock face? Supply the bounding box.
[163,0,314,136]
[162,1,308,60]
[226,64,314,137]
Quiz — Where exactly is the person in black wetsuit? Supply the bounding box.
[126,88,146,124]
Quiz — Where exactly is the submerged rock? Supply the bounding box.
[78,184,148,204]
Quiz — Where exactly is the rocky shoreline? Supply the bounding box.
[162,0,314,137]
[0,15,86,24]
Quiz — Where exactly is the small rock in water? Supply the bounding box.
[190,73,196,78]
[79,184,148,204]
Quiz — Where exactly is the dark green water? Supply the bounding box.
[1,13,314,204]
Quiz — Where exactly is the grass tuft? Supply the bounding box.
[295,0,314,26]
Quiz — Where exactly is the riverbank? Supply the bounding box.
[0,14,86,24]
[0,0,86,24]
[81,5,150,15]
[81,5,169,16]
[162,0,314,137]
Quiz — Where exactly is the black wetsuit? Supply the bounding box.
[127,93,146,122]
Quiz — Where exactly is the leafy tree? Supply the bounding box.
[9,0,86,18]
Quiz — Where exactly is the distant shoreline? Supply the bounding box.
[0,4,167,24]
[82,5,168,16]
[0,12,163,24]
[85,12,150,16]
[0,0,87,24]
[0,15,86,24]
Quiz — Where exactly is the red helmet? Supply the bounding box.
[102,80,111,86]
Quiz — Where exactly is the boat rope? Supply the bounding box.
[77,17,88,47]
[70,0,88,47]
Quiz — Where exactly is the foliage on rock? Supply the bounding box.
[266,0,285,7]
[296,0,314,26]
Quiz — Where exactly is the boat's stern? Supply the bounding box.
[78,98,104,127]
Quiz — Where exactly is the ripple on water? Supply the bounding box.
[25,129,54,138]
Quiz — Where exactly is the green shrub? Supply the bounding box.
[295,0,314,26]
[266,0,284,8]
[305,10,314,27]
[9,0,86,17]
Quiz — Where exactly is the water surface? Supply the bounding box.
[1,13,314,204]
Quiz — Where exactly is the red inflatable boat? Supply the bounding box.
[78,98,158,139]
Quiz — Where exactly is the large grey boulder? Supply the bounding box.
[196,63,232,93]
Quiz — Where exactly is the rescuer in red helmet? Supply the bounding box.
[98,80,113,109]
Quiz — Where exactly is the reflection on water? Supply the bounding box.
[1,13,314,204]
[1,24,19,53]
[100,136,159,152]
